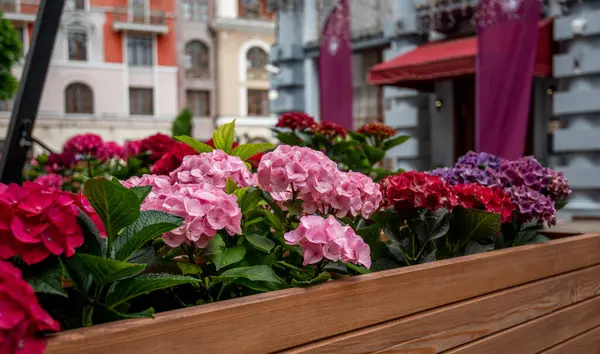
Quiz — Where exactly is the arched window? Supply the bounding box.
[185,40,209,78]
[246,46,268,80]
[65,83,93,114]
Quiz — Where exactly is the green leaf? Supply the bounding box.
[96,305,154,321]
[129,186,152,203]
[128,245,156,265]
[174,135,214,153]
[464,240,495,255]
[245,233,275,253]
[66,254,145,287]
[410,209,450,244]
[323,262,349,274]
[212,119,236,153]
[205,235,246,270]
[274,130,303,145]
[382,135,410,150]
[27,266,68,298]
[226,179,239,194]
[363,145,386,164]
[83,178,141,243]
[177,263,203,275]
[240,188,264,213]
[105,273,200,307]
[263,210,284,232]
[233,187,248,202]
[231,143,275,161]
[346,263,371,274]
[114,210,183,261]
[212,265,286,287]
[454,208,502,250]
[348,131,367,143]
[77,209,107,257]
[291,272,331,287]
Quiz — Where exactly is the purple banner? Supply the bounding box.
[319,0,353,130]
[476,0,542,159]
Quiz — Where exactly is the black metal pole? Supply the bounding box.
[0,0,65,184]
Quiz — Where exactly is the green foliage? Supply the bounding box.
[231,143,276,161]
[171,108,193,137]
[212,119,236,153]
[0,14,22,100]
[174,135,214,153]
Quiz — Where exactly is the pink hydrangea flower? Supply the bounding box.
[258,146,382,219]
[170,150,256,189]
[284,215,371,268]
[63,133,105,158]
[121,174,242,248]
[33,173,63,190]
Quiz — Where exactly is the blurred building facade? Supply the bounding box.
[0,0,276,151]
[271,0,600,218]
[213,0,276,143]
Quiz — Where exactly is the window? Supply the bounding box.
[131,0,147,22]
[185,41,209,78]
[246,46,268,80]
[238,0,273,19]
[128,35,153,66]
[67,0,86,10]
[183,0,208,22]
[68,31,87,61]
[65,83,94,114]
[186,90,209,117]
[129,88,154,115]
[247,90,269,116]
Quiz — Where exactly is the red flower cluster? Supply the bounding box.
[0,260,60,353]
[102,141,125,160]
[139,133,176,162]
[453,184,515,223]
[276,112,316,131]
[381,172,456,213]
[123,139,143,158]
[63,133,105,159]
[46,152,75,171]
[151,142,197,175]
[205,139,263,168]
[312,121,348,139]
[357,122,396,140]
[0,182,90,265]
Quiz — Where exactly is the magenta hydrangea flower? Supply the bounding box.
[63,133,105,158]
[170,150,255,190]
[33,173,63,190]
[506,186,557,226]
[102,141,125,160]
[258,145,382,219]
[284,215,371,268]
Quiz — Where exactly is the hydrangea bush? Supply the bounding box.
[273,112,409,181]
[2,123,571,353]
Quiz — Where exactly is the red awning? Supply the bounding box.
[368,17,553,90]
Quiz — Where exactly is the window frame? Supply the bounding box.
[247,89,270,117]
[129,88,154,116]
[67,29,88,62]
[65,83,94,114]
[127,35,154,66]
[238,0,274,20]
[183,0,209,22]
[186,90,210,117]
[185,40,210,78]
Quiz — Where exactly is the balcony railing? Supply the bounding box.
[0,0,38,22]
[247,68,269,81]
[111,7,168,34]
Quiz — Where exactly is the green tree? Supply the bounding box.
[172,107,193,137]
[0,13,22,100]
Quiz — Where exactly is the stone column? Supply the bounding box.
[382,0,430,171]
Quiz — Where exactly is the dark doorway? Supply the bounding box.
[453,77,476,159]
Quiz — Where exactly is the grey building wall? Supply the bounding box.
[552,0,600,217]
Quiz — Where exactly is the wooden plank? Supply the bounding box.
[445,295,600,354]
[284,264,600,354]
[539,325,600,354]
[47,234,600,354]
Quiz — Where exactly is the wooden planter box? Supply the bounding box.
[47,233,600,354]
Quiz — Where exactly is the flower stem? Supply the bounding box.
[87,157,93,178]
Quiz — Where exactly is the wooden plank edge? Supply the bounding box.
[282,263,600,354]
[445,294,600,353]
[538,324,600,354]
[47,233,600,354]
